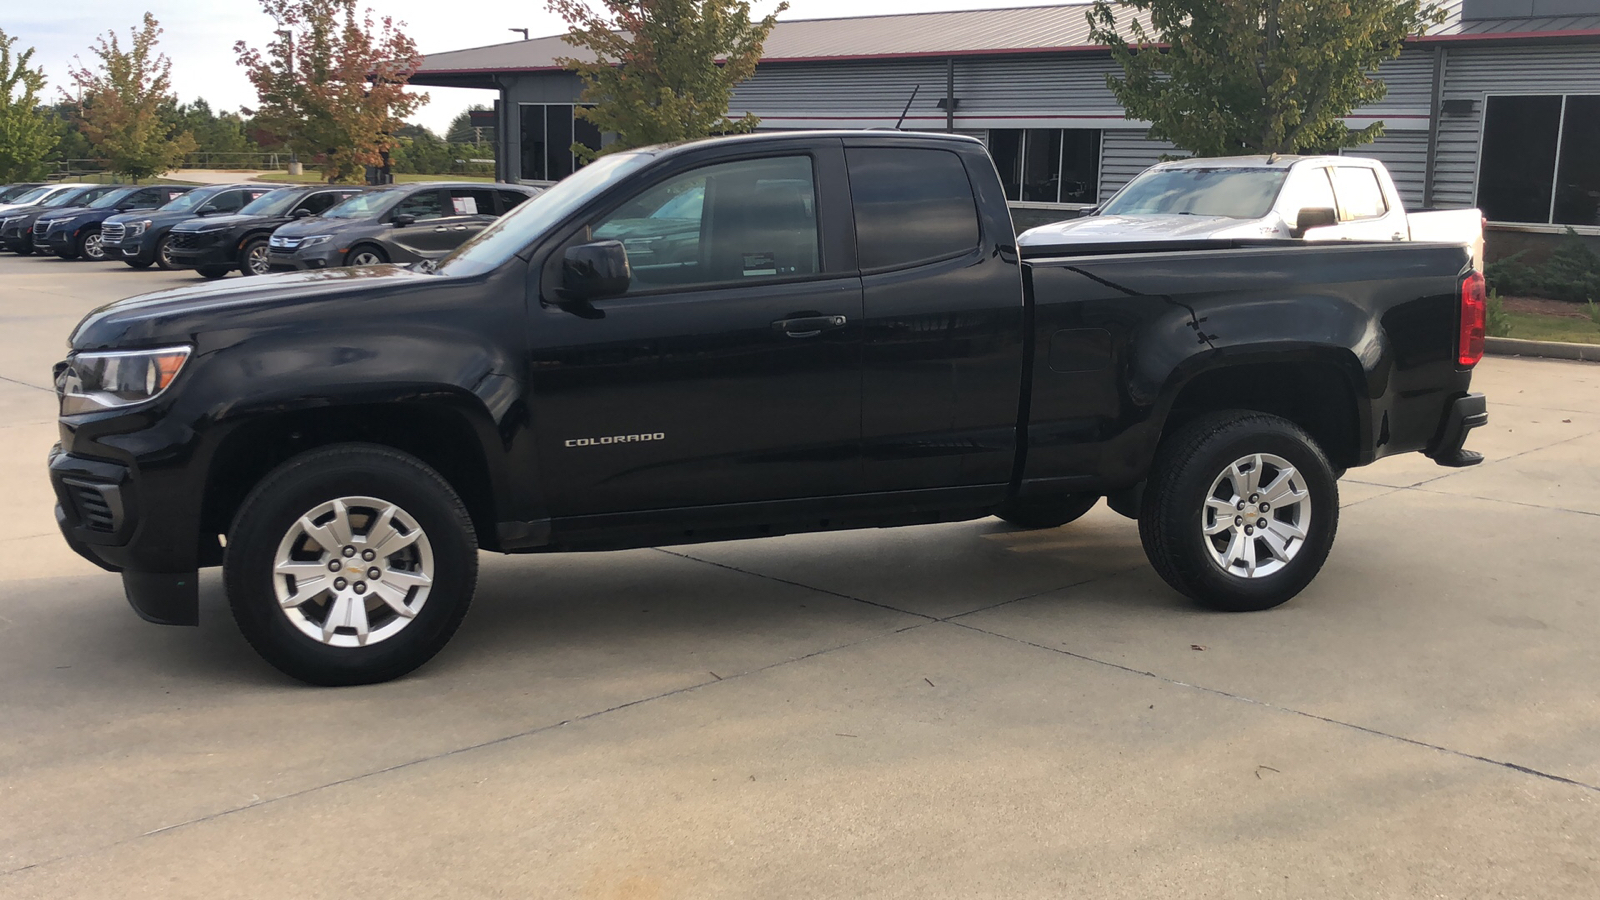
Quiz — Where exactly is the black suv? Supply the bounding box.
[267,182,539,271]
[168,185,367,278]
[0,184,123,255]
[101,184,279,269]
[27,185,195,260]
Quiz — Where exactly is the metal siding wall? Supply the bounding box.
[1351,131,1429,207]
[1360,49,1436,123]
[732,60,952,127]
[1433,43,1600,209]
[1099,130,1186,196]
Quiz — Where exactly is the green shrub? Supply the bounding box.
[1487,228,1600,304]
[1588,301,1600,328]
[1487,290,1513,337]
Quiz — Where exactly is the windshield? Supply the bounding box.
[237,188,299,217]
[437,152,655,277]
[158,189,214,213]
[89,187,140,209]
[1100,167,1291,219]
[7,186,52,206]
[322,190,403,220]
[0,185,41,203]
[42,188,96,208]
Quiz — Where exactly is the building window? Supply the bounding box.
[1478,94,1600,226]
[987,129,1101,204]
[519,104,603,183]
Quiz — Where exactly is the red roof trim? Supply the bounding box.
[1412,28,1600,43]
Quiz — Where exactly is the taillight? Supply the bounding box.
[1459,270,1486,367]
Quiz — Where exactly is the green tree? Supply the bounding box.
[236,0,427,183]
[67,13,197,180]
[0,29,60,181]
[445,104,491,143]
[1088,0,1444,156]
[171,98,260,156]
[548,0,787,160]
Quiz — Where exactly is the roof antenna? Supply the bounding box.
[1267,152,1279,164]
[893,85,922,131]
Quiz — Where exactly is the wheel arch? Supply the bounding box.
[199,398,507,562]
[1157,347,1370,471]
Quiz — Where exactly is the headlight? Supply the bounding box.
[297,234,333,248]
[126,220,152,237]
[1,216,18,228]
[54,346,191,416]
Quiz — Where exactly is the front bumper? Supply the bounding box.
[107,230,158,263]
[0,222,30,249]
[37,227,74,254]
[49,443,199,626]
[167,232,236,269]
[1426,393,1488,467]
[267,242,342,271]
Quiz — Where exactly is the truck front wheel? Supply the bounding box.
[224,444,478,685]
[1139,412,1338,612]
[994,493,1100,529]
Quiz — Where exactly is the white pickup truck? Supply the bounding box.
[1019,155,1484,267]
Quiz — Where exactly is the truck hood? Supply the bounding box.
[1018,213,1279,245]
[70,266,433,350]
[170,212,278,234]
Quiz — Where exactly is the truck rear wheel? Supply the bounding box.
[1138,411,1338,612]
[224,444,478,685]
[994,493,1100,529]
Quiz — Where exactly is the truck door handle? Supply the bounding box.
[433,226,449,232]
[773,315,847,338]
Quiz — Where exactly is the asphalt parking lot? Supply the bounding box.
[3,251,1599,897]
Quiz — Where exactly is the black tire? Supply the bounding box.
[10,241,33,256]
[994,493,1101,529]
[224,444,478,686]
[125,257,153,269]
[1138,411,1338,612]
[56,249,79,260]
[345,243,388,267]
[153,234,179,270]
[197,266,230,279]
[76,228,106,261]
[238,236,270,276]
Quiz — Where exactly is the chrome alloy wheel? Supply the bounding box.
[82,233,104,260]
[245,243,271,275]
[272,496,435,647]
[1202,453,1311,579]
[350,249,383,266]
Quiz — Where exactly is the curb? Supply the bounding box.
[1486,336,1600,362]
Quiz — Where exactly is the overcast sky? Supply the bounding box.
[8,0,1068,136]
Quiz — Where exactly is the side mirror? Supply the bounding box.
[291,208,313,219]
[392,213,416,227]
[1291,207,1338,238]
[562,240,631,300]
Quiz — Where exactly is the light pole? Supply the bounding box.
[276,29,302,176]
[509,28,530,40]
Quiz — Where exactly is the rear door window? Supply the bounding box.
[845,147,980,270]
[1331,167,1389,221]
[446,188,498,218]
[297,192,346,216]
[498,190,532,214]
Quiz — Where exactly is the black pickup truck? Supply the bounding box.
[50,132,1487,685]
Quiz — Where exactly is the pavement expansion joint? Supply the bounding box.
[950,620,1600,797]
[0,373,53,393]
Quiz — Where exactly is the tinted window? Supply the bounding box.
[1554,95,1600,227]
[592,155,818,293]
[846,147,979,270]
[123,188,165,208]
[323,191,401,219]
[201,190,247,214]
[1478,95,1561,224]
[393,191,444,222]
[498,190,531,214]
[297,192,347,216]
[1331,167,1388,220]
[239,189,300,217]
[446,188,497,217]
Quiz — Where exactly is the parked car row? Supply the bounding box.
[0,180,542,279]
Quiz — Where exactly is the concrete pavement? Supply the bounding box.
[2,252,1598,897]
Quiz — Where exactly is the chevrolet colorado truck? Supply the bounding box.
[49,132,1488,685]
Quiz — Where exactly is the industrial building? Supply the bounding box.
[411,0,1600,240]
